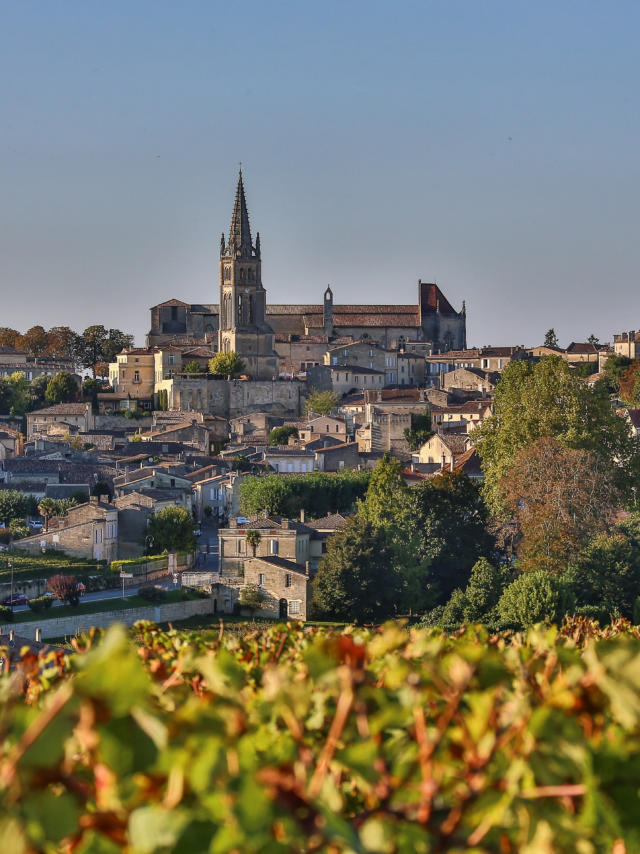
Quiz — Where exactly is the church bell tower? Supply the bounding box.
[219,170,277,379]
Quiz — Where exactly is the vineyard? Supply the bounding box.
[1,618,640,852]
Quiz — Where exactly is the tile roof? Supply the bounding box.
[29,403,90,416]
[305,513,349,530]
[245,555,307,573]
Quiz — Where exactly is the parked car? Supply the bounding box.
[2,593,28,606]
[28,520,43,530]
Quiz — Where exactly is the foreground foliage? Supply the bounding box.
[1,619,640,851]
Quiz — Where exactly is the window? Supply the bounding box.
[270,539,278,555]
[259,573,265,586]
[133,371,140,382]
[168,355,174,365]
[289,600,301,615]
[285,573,292,588]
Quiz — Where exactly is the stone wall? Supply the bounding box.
[2,597,215,641]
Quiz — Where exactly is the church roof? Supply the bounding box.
[227,169,253,253]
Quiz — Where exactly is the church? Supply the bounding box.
[147,171,467,376]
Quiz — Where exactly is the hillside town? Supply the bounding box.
[1,172,640,628]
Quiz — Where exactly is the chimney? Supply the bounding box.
[35,628,42,642]
[89,496,98,505]
[281,519,290,529]
[441,453,446,470]
[300,509,305,523]
[9,629,14,643]
[305,561,310,577]
[262,509,268,519]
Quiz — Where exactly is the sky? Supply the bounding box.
[1,1,639,348]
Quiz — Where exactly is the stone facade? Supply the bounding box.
[219,516,312,575]
[154,375,303,419]
[108,349,155,404]
[244,556,310,620]
[26,403,94,440]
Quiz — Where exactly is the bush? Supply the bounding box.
[498,570,575,628]
[0,604,14,622]
[137,585,166,603]
[27,596,54,613]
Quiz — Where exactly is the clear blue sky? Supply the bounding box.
[2,1,639,347]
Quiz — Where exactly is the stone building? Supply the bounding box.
[219,515,313,574]
[26,403,95,440]
[108,349,155,406]
[146,173,467,363]
[244,556,311,620]
[0,346,75,381]
[12,497,118,562]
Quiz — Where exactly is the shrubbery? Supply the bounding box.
[27,595,54,613]
[4,620,640,850]
[0,604,13,622]
[137,585,166,603]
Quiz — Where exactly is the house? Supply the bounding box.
[113,489,189,558]
[297,414,348,443]
[613,331,640,360]
[244,556,311,620]
[415,432,471,469]
[0,346,75,381]
[26,403,94,440]
[313,441,360,472]
[108,348,155,407]
[113,466,192,498]
[229,413,284,444]
[191,471,244,523]
[263,446,316,473]
[305,513,349,564]
[219,515,313,574]
[138,420,210,453]
[0,427,23,460]
[425,347,526,384]
[12,496,118,561]
[430,400,492,434]
[441,367,500,397]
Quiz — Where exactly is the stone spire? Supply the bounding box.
[228,168,253,256]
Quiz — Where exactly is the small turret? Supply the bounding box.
[255,231,261,259]
[220,232,226,256]
[323,285,334,337]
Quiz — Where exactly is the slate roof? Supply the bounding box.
[305,513,349,530]
[245,555,307,573]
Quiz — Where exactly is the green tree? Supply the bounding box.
[29,374,50,409]
[312,516,400,622]
[463,558,504,621]
[403,408,433,451]
[401,471,493,604]
[45,372,78,405]
[571,515,640,619]
[360,453,408,530]
[305,389,340,415]
[0,372,31,415]
[268,425,299,445]
[0,490,29,524]
[588,334,600,346]
[474,356,639,515]
[183,360,202,374]
[147,506,197,552]
[245,529,262,556]
[102,329,135,363]
[239,470,371,518]
[209,352,246,379]
[602,353,632,395]
[238,584,264,614]
[9,519,30,540]
[92,481,113,501]
[74,326,133,375]
[498,570,575,628]
[544,328,559,348]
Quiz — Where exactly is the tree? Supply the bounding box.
[239,470,371,518]
[500,437,619,573]
[74,326,134,375]
[45,372,78,405]
[403,408,433,451]
[209,352,246,379]
[245,529,262,556]
[38,498,58,532]
[0,327,21,348]
[571,515,640,619]
[474,356,639,515]
[46,326,78,361]
[9,519,30,540]
[268,425,299,445]
[360,453,408,530]
[0,372,30,415]
[463,558,505,621]
[0,490,30,525]
[47,574,80,606]
[21,325,49,355]
[183,360,202,374]
[29,374,50,409]
[544,328,559,348]
[312,516,401,622]
[602,353,633,395]
[238,584,264,615]
[147,506,197,552]
[401,471,493,604]
[92,481,113,501]
[497,570,575,628]
[588,334,600,346]
[304,389,340,416]
[618,361,640,405]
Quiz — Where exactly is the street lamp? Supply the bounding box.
[8,561,13,611]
